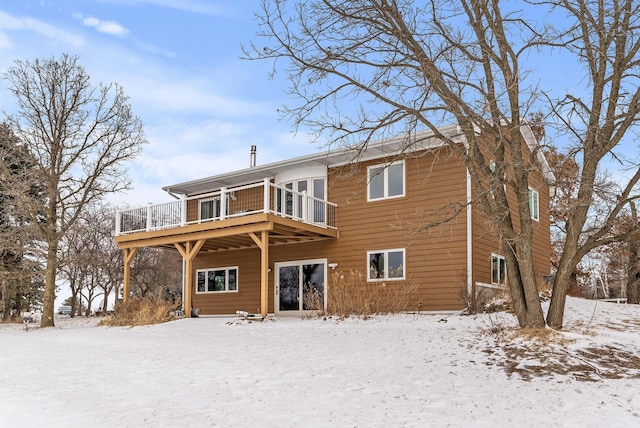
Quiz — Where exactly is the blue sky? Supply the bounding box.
[0,0,317,206]
[1,1,637,211]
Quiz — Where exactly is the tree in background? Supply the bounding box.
[130,247,182,302]
[625,202,640,304]
[3,54,146,327]
[533,112,640,303]
[246,0,640,328]
[0,122,45,321]
[59,203,122,316]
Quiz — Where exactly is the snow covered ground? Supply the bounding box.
[1,297,639,427]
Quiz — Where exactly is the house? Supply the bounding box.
[114,124,552,317]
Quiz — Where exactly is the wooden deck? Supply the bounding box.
[114,212,338,251]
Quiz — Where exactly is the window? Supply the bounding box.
[491,254,506,285]
[368,161,405,201]
[368,249,405,281]
[200,196,228,221]
[528,188,539,221]
[277,177,326,221]
[196,267,238,293]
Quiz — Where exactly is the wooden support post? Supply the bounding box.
[122,248,139,303]
[249,230,270,318]
[175,240,206,318]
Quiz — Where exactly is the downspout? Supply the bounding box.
[466,167,474,308]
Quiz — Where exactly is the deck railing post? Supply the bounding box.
[115,210,121,235]
[220,187,227,220]
[181,198,187,225]
[146,204,152,231]
[301,190,308,222]
[263,178,270,213]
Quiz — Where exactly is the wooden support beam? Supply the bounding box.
[174,240,206,318]
[260,230,269,318]
[122,248,139,303]
[249,230,270,317]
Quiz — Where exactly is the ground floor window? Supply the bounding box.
[368,249,405,281]
[491,254,506,285]
[196,267,238,293]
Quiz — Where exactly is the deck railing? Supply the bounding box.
[115,178,337,235]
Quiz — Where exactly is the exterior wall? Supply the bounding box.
[192,248,264,314]
[471,146,552,291]
[190,140,551,315]
[192,150,470,314]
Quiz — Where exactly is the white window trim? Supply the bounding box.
[367,248,406,281]
[196,266,239,293]
[528,188,539,221]
[491,254,506,286]
[367,160,405,202]
[475,281,505,291]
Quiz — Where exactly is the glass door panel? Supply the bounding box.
[278,265,300,311]
[302,263,324,310]
[297,180,307,219]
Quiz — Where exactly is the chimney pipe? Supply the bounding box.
[250,145,257,167]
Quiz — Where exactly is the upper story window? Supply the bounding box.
[200,198,222,220]
[368,160,405,201]
[528,188,539,221]
[276,177,326,221]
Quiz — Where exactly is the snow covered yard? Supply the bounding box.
[1,297,639,427]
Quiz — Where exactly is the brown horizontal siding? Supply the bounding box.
[183,144,550,314]
[192,248,264,314]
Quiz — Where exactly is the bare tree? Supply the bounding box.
[130,248,182,300]
[92,207,123,313]
[3,54,146,327]
[69,203,120,315]
[245,0,640,328]
[543,0,640,326]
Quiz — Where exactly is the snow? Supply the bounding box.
[1,297,639,427]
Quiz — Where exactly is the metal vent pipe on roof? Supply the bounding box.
[250,145,257,167]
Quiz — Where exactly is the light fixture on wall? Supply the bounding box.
[328,262,338,270]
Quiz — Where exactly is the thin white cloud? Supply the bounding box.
[73,13,130,37]
[0,31,10,48]
[0,11,84,47]
[135,40,175,58]
[98,0,223,16]
[121,74,267,117]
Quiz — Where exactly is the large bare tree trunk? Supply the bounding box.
[41,243,58,327]
[1,280,10,322]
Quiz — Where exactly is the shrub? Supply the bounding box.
[307,270,418,318]
[99,296,179,327]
